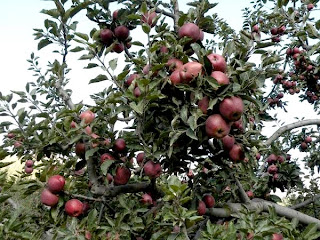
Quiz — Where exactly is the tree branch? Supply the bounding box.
[155,8,175,19]
[93,181,151,196]
[234,175,250,203]
[290,193,320,210]
[206,198,320,229]
[265,119,320,146]
[173,0,180,32]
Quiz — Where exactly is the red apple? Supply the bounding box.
[114,166,131,185]
[305,136,312,143]
[197,200,207,215]
[198,96,209,114]
[205,114,231,139]
[170,70,182,85]
[307,3,314,11]
[272,233,283,240]
[267,154,277,164]
[141,11,157,27]
[301,142,308,150]
[100,153,115,164]
[65,199,84,217]
[41,189,59,207]
[114,138,126,152]
[7,133,15,138]
[203,194,215,208]
[70,121,77,128]
[134,87,141,97]
[80,110,95,124]
[270,27,278,35]
[136,152,145,165]
[277,155,285,163]
[278,26,286,34]
[144,160,162,178]
[211,71,230,85]
[178,22,201,42]
[219,96,244,121]
[222,135,235,150]
[100,29,113,43]
[199,30,204,41]
[207,53,227,73]
[25,166,33,174]
[47,175,65,193]
[75,142,86,156]
[126,73,140,86]
[252,24,259,32]
[106,173,113,184]
[246,190,254,199]
[160,46,168,53]
[14,141,22,148]
[141,193,153,205]
[166,58,183,72]
[114,26,130,41]
[113,10,119,20]
[229,144,245,162]
[187,169,194,179]
[113,43,124,53]
[25,160,34,167]
[180,62,202,83]
[267,164,278,174]
[256,153,261,160]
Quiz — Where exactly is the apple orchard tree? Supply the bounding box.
[2,0,320,239]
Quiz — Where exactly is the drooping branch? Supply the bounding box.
[290,193,320,210]
[207,198,320,229]
[265,119,320,146]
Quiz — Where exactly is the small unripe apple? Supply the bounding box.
[80,110,95,124]
[14,141,22,148]
[256,153,261,160]
[114,26,130,41]
[25,166,33,174]
[277,155,285,163]
[197,201,207,215]
[272,233,283,240]
[7,133,15,138]
[65,199,84,217]
[134,87,141,97]
[41,189,59,207]
[25,160,34,167]
[267,154,277,164]
[270,27,278,35]
[252,24,259,33]
[307,3,314,11]
[278,26,286,34]
[112,10,119,20]
[114,138,126,152]
[126,73,140,86]
[70,121,77,128]
[47,175,65,193]
[203,194,215,208]
[187,169,194,179]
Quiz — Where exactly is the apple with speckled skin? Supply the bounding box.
[65,199,84,217]
[205,114,230,139]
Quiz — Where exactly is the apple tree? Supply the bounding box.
[1,0,320,239]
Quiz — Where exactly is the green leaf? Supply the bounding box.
[0,194,11,203]
[87,209,98,230]
[129,101,144,115]
[100,161,114,175]
[142,23,151,34]
[186,128,198,140]
[85,63,99,69]
[75,32,89,41]
[38,39,52,50]
[70,46,84,52]
[85,148,99,160]
[89,74,108,84]
[109,58,118,71]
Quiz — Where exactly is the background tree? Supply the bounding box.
[1,0,320,239]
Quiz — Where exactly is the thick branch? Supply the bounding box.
[290,194,320,210]
[207,198,320,229]
[234,176,250,203]
[265,119,320,146]
[93,182,151,196]
[173,0,180,32]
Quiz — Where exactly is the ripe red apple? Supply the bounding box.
[113,10,119,19]
[114,166,131,185]
[197,200,207,215]
[25,160,34,167]
[166,58,183,72]
[199,30,204,41]
[80,110,95,124]
[136,152,145,165]
[47,175,65,193]
[205,114,231,139]
[267,154,277,164]
[187,169,194,179]
[198,96,209,114]
[134,87,141,97]
[203,194,215,208]
[114,26,130,41]
[229,144,245,162]
[211,71,230,85]
[100,29,113,43]
[7,133,15,138]
[82,201,90,214]
[75,142,86,156]
[41,188,59,207]
[246,190,254,199]
[144,160,162,178]
[207,53,227,73]
[113,43,124,53]
[25,166,33,174]
[247,232,254,240]
[222,135,235,150]
[272,233,283,240]
[101,153,115,164]
[160,46,168,53]
[278,26,286,34]
[85,231,92,240]
[169,70,182,85]
[65,199,84,217]
[267,164,278,174]
[305,136,312,143]
[301,142,308,150]
[307,3,314,11]
[270,27,278,35]
[180,62,202,83]
[141,193,153,205]
[126,73,140,86]
[14,141,22,148]
[178,22,201,42]
[219,96,244,121]
[141,11,157,27]
[252,24,259,32]
[70,121,77,128]
[114,138,126,152]
[277,155,285,163]
[106,173,113,184]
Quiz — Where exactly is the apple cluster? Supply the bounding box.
[300,135,312,151]
[265,153,287,181]
[197,194,215,215]
[24,160,34,174]
[40,175,65,207]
